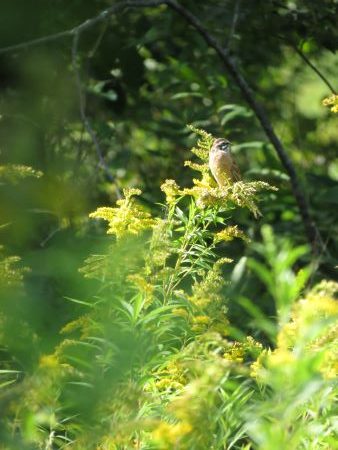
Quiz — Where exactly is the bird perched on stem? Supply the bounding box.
[209,138,241,186]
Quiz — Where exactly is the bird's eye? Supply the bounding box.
[220,143,228,150]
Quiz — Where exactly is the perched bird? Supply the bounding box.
[209,138,241,186]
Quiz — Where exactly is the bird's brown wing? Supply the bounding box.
[210,151,232,185]
[231,158,241,182]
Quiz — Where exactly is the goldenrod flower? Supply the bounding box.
[39,354,60,369]
[160,179,181,205]
[187,124,214,162]
[0,164,43,183]
[155,378,183,391]
[172,308,189,318]
[214,225,249,243]
[152,421,192,448]
[0,250,30,287]
[89,188,156,238]
[184,160,209,174]
[188,259,230,308]
[127,273,155,306]
[322,94,338,113]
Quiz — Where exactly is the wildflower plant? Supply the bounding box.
[1,127,337,450]
[43,125,276,449]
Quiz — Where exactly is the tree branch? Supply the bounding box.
[0,29,73,55]
[294,46,336,94]
[0,0,165,55]
[72,31,122,199]
[226,0,241,50]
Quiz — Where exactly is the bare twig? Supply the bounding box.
[0,29,73,55]
[0,0,322,252]
[226,0,241,49]
[0,1,165,56]
[40,225,63,247]
[88,20,109,59]
[294,46,336,94]
[72,31,122,198]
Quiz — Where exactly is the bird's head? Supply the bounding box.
[211,138,231,153]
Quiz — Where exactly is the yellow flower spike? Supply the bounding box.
[152,421,192,448]
[89,188,156,238]
[122,187,142,200]
[322,94,338,113]
[155,378,183,391]
[187,124,214,162]
[39,354,60,369]
[160,179,181,205]
[250,349,269,378]
[214,225,250,243]
[0,164,43,183]
[0,248,30,287]
[192,315,211,325]
[127,273,155,306]
[184,160,209,174]
[172,308,189,318]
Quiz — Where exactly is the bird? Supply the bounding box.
[209,138,241,186]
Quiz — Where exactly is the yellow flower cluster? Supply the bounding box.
[322,94,338,113]
[182,180,276,217]
[250,349,268,378]
[214,225,249,243]
[0,250,29,287]
[172,307,189,318]
[278,282,338,345]
[184,160,209,174]
[162,360,230,448]
[227,181,277,217]
[223,336,263,364]
[191,315,212,332]
[188,259,231,309]
[252,281,338,380]
[89,188,156,238]
[310,279,337,298]
[152,360,187,392]
[39,354,60,369]
[185,260,232,336]
[155,378,184,391]
[38,352,74,377]
[0,164,43,183]
[187,124,214,162]
[160,179,181,205]
[127,273,155,306]
[152,421,192,449]
[60,314,91,338]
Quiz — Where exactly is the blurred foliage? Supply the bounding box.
[0,1,337,449]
